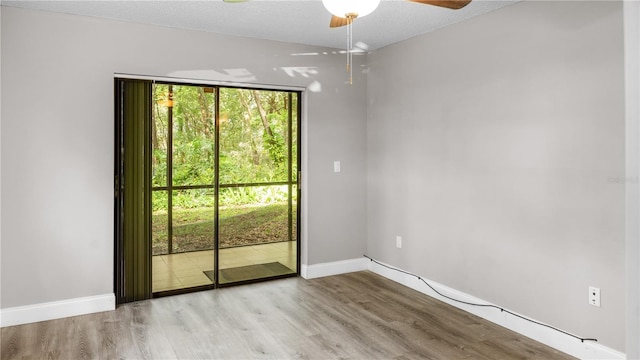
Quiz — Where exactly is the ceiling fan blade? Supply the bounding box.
[330,15,350,28]
[407,0,472,10]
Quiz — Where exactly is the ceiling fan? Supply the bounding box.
[324,0,472,28]
[322,0,471,84]
[223,0,472,19]
[223,0,472,84]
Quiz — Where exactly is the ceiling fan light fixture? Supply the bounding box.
[321,0,381,18]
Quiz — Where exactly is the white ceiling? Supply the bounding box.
[1,0,520,50]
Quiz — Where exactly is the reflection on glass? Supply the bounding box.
[219,88,291,184]
[291,185,298,246]
[219,186,289,248]
[171,189,216,254]
[152,190,168,255]
[218,186,296,284]
[172,86,216,187]
[292,93,299,181]
[152,85,169,188]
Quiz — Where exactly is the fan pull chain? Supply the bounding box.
[346,14,356,85]
[347,16,351,85]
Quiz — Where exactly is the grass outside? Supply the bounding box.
[152,203,297,255]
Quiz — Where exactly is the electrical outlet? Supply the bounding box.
[589,286,601,307]
[396,236,402,249]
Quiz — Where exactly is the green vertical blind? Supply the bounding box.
[115,79,152,303]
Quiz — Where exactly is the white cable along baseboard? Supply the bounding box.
[366,259,625,360]
[0,259,626,359]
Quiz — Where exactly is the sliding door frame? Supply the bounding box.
[115,77,302,302]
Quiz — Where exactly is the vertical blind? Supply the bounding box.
[115,79,152,304]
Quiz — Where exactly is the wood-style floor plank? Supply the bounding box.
[1,271,575,360]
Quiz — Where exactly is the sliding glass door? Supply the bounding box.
[150,84,218,293]
[115,79,300,302]
[217,89,298,284]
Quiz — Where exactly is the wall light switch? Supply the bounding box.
[333,161,341,173]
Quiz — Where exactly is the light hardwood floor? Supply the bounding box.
[1,271,575,359]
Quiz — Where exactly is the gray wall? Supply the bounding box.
[0,6,367,308]
[367,1,626,352]
[0,4,3,310]
[624,2,640,358]
[1,1,635,355]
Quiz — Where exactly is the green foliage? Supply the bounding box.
[151,84,298,211]
[149,85,299,254]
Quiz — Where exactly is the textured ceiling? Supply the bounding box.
[1,0,520,50]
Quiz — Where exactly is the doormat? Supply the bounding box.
[204,262,294,284]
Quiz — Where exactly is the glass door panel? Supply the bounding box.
[151,84,216,293]
[218,186,296,284]
[218,88,298,284]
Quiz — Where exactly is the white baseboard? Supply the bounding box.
[301,257,369,279]
[367,259,625,360]
[0,259,625,359]
[0,293,115,328]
